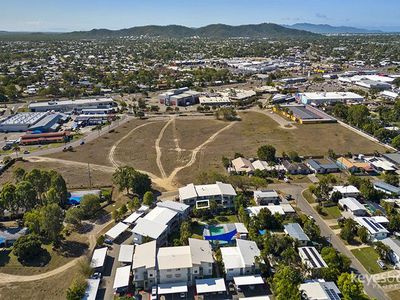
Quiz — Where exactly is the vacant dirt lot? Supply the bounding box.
[46,119,148,166]
[176,111,387,184]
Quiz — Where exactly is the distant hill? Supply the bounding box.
[64,23,319,39]
[285,23,382,34]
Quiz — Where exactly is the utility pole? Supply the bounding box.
[87,163,92,189]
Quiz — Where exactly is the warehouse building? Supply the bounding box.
[296,92,364,106]
[0,112,64,133]
[274,104,337,124]
[29,98,116,113]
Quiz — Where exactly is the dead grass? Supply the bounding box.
[0,160,112,189]
[113,121,166,177]
[46,119,147,166]
[176,111,387,184]
[0,264,80,300]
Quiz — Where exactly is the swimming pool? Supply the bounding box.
[209,226,225,235]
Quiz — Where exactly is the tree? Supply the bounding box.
[340,219,357,243]
[143,191,154,206]
[13,234,43,262]
[347,105,369,128]
[375,241,390,261]
[288,151,301,162]
[132,197,141,210]
[321,247,351,281]
[257,145,276,162]
[0,183,17,215]
[112,166,134,194]
[13,167,26,182]
[80,194,101,218]
[119,204,128,216]
[392,135,400,150]
[303,219,321,241]
[15,181,37,211]
[65,207,84,228]
[96,235,105,247]
[23,209,41,234]
[337,273,369,300]
[221,156,230,169]
[40,204,64,245]
[130,171,152,196]
[330,191,342,203]
[238,205,250,226]
[66,276,87,300]
[271,265,301,300]
[383,173,399,187]
[357,226,369,243]
[49,173,68,207]
[179,221,192,245]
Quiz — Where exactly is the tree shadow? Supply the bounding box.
[0,249,11,266]
[57,240,88,258]
[77,222,94,234]
[19,248,51,267]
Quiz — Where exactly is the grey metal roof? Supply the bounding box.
[374,181,400,195]
[383,153,400,166]
[284,223,310,242]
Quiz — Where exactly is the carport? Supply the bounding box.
[105,222,129,241]
[113,265,131,293]
[195,278,226,295]
[233,275,264,288]
[158,282,188,298]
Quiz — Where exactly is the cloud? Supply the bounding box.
[315,13,329,20]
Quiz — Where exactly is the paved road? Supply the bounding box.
[284,183,389,300]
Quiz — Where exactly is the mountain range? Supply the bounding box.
[285,23,383,34]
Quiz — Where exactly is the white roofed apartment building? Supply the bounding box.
[132,206,179,246]
[131,239,214,289]
[179,182,237,209]
[220,239,263,280]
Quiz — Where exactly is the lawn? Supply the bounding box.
[388,290,400,300]
[207,214,239,225]
[320,206,342,220]
[351,247,385,274]
[302,189,316,204]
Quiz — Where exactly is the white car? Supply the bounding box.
[151,285,157,300]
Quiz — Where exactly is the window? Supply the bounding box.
[175,274,181,278]
[176,268,181,271]
[166,275,173,279]
[194,270,198,274]
[149,274,153,277]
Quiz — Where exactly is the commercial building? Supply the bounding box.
[159,87,200,106]
[354,217,389,241]
[284,223,310,246]
[179,182,237,209]
[338,197,367,216]
[199,95,231,106]
[220,239,262,280]
[274,104,337,124]
[298,247,328,269]
[296,92,364,106]
[253,190,280,205]
[19,131,72,145]
[29,98,116,113]
[0,112,64,132]
[299,280,342,300]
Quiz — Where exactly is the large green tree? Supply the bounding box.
[272,265,301,300]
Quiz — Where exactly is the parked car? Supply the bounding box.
[377,260,387,270]
[151,286,157,300]
[104,238,113,245]
[23,150,30,154]
[91,272,102,280]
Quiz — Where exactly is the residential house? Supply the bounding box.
[364,157,397,173]
[338,197,367,216]
[381,238,400,267]
[282,160,310,175]
[284,223,310,246]
[253,190,280,205]
[306,159,340,174]
[354,217,389,241]
[336,157,374,174]
[373,181,400,196]
[382,153,400,168]
[179,182,237,209]
[300,280,342,300]
[298,247,328,270]
[231,157,254,174]
[331,185,360,198]
[251,160,286,173]
[132,241,157,289]
[220,239,263,280]
[246,204,295,217]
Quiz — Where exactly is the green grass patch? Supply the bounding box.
[320,206,342,219]
[302,189,316,204]
[330,224,341,230]
[207,214,239,225]
[351,247,385,274]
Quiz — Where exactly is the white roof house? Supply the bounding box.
[354,217,389,241]
[338,197,367,216]
[90,247,108,269]
[105,222,129,240]
[284,223,310,243]
[118,244,135,263]
[113,265,131,289]
[332,185,360,197]
[300,280,341,300]
[132,241,157,269]
[253,190,280,204]
[298,247,328,269]
[246,204,295,216]
[231,157,255,173]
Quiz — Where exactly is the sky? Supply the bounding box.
[1,0,400,32]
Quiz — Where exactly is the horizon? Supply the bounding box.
[1,0,400,32]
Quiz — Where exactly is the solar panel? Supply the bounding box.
[309,246,326,268]
[325,288,341,300]
[363,218,379,233]
[301,247,318,268]
[373,221,385,230]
